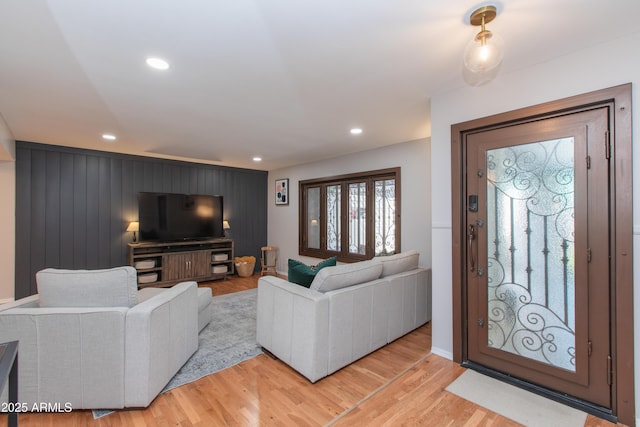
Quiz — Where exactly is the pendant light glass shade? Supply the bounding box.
[463,5,504,75]
[463,30,504,73]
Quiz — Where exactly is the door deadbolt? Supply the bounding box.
[468,195,478,212]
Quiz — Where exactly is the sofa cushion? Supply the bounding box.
[137,287,165,303]
[374,250,419,277]
[288,257,337,287]
[37,266,138,308]
[138,285,213,332]
[310,260,382,293]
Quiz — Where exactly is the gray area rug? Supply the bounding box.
[94,288,261,419]
[164,288,262,391]
[446,370,588,427]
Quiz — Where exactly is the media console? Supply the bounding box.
[127,238,235,288]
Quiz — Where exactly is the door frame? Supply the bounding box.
[450,84,633,425]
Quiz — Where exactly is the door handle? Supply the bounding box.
[467,224,476,272]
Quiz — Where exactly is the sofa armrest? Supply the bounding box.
[0,304,128,409]
[124,281,198,407]
[0,294,40,312]
[257,276,330,382]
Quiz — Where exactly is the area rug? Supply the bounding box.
[94,288,262,419]
[445,370,588,427]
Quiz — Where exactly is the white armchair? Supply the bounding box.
[0,267,200,409]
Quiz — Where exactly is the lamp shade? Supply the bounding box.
[126,221,139,232]
[463,30,504,73]
[223,220,230,230]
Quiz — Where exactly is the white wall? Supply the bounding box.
[430,32,640,418]
[0,115,15,302]
[267,138,431,273]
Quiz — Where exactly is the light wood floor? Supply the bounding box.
[2,274,623,426]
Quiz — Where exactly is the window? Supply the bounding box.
[299,168,400,262]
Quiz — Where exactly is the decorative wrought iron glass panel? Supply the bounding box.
[348,182,367,254]
[374,178,396,255]
[307,187,320,249]
[327,185,341,251]
[486,137,576,372]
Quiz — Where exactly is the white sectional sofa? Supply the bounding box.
[257,250,431,383]
[0,266,213,409]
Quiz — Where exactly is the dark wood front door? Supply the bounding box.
[465,108,611,408]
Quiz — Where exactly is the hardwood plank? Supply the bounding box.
[199,272,269,296]
[0,274,623,427]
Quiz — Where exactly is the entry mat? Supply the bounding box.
[445,369,588,427]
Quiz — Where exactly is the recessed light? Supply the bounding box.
[350,128,363,135]
[146,57,170,70]
[102,133,117,141]
[253,156,262,162]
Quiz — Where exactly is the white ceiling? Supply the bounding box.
[1,0,639,171]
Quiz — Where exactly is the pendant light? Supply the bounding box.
[464,5,504,73]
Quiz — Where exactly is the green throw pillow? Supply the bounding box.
[288,259,316,287]
[288,256,337,288]
[316,256,337,270]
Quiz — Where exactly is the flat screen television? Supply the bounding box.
[138,192,224,242]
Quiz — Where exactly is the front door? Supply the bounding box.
[465,107,611,408]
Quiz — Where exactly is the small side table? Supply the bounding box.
[0,341,18,427]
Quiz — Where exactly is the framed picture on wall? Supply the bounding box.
[275,178,288,205]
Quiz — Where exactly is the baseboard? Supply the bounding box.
[261,347,277,359]
[430,346,453,360]
[0,297,15,305]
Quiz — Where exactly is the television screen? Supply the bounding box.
[138,192,224,242]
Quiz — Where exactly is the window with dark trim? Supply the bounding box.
[299,167,400,262]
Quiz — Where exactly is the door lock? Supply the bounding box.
[468,195,478,212]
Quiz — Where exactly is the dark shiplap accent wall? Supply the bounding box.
[15,141,268,298]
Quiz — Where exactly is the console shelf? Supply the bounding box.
[128,238,234,288]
